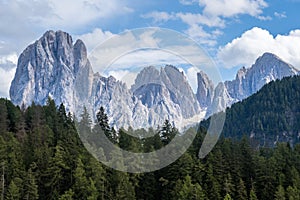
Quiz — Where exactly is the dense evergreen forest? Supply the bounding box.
[0,97,300,200]
[1,76,300,199]
[203,75,300,147]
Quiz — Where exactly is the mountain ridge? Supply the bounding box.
[9,30,299,130]
[201,74,300,147]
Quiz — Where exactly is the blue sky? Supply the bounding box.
[1,0,300,97]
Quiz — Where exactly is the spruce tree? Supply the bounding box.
[249,184,258,200]
[275,185,286,200]
[58,189,74,200]
[236,178,247,200]
[73,158,89,199]
[23,168,39,200]
[96,106,117,143]
[224,193,233,200]
[6,179,22,200]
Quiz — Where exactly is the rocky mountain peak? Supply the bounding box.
[131,66,161,91]
[9,30,91,110]
[9,30,300,130]
[196,71,214,108]
[236,66,248,80]
[256,52,298,76]
[216,52,299,115]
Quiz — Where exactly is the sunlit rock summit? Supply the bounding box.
[10,31,299,129]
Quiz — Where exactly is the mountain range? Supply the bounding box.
[201,74,300,147]
[9,30,299,130]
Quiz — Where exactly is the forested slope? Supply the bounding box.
[0,97,300,199]
[202,75,300,147]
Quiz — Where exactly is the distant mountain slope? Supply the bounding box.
[202,75,300,147]
[206,52,299,117]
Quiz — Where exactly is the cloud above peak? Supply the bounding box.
[199,0,268,18]
[218,27,300,69]
[143,0,268,46]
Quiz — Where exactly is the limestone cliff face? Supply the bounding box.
[10,30,92,112]
[10,30,299,129]
[209,52,299,117]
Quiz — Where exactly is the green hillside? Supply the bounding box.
[202,75,300,147]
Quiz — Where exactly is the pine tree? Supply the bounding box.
[58,189,74,200]
[96,106,117,143]
[275,185,286,200]
[224,193,233,200]
[223,173,234,197]
[193,183,206,200]
[6,178,22,200]
[205,163,221,200]
[114,172,135,200]
[73,158,89,199]
[173,175,206,200]
[44,145,70,198]
[85,157,106,199]
[136,172,158,200]
[0,101,8,134]
[0,162,4,200]
[23,168,39,200]
[159,120,177,145]
[236,178,247,200]
[78,106,92,142]
[173,175,193,200]
[87,178,98,200]
[249,184,258,200]
[286,186,300,200]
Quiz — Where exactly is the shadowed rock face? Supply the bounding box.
[196,71,214,108]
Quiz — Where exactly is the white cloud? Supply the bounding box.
[184,24,222,46]
[108,49,186,69]
[76,28,115,52]
[0,67,16,98]
[0,0,125,43]
[274,11,287,19]
[0,53,18,70]
[0,0,133,59]
[142,11,176,24]
[257,15,272,21]
[88,28,217,72]
[218,27,300,68]
[179,0,198,5]
[199,0,268,18]
[142,11,225,46]
[0,0,132,31]
[88,29,162,73]
[143,0,268,46]
[0,53,18,98]
[37,0,133,29]
[176,12,225,28]
[87,28,222,87]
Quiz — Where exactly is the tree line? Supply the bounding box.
[0,97,300,199]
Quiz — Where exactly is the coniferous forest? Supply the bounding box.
[0,76,300,199]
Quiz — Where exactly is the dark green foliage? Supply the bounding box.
[23,167,39,200]
[0,83,300,200]
[275,185,286,200]
[96,106,118,144]
[159,119,177,145]
[209,75,300,147]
